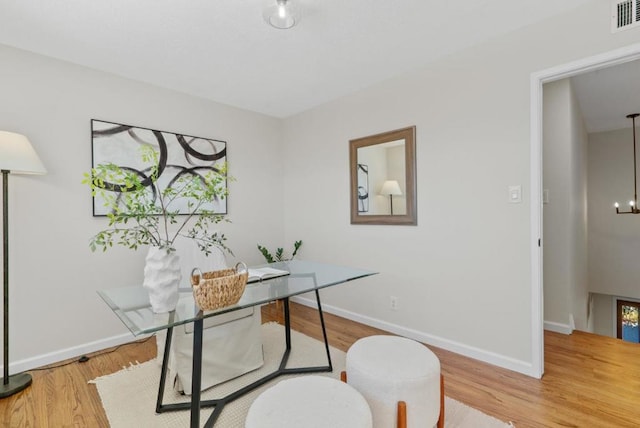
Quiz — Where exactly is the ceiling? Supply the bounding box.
[0,0,595,118]
[571,59,640,133]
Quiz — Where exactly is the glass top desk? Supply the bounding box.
[98,260,376,428]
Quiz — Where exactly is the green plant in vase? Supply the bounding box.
[83,144,232,312]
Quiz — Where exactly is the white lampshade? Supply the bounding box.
[380,180,402,196]
[263,0,300,29]
[0,131,46,175]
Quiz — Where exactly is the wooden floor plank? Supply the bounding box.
[0,302,639,427]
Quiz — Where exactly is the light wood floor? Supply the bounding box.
[2,302,640,427]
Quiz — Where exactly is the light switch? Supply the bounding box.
[508,185,522,203]
[543,189,549,204]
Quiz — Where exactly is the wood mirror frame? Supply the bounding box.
[349,126,417,225]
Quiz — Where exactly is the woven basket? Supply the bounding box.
[190,262,249,310]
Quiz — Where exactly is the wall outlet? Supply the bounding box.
[390,296,399,311]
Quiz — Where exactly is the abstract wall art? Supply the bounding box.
[90,119,228,216]
[357,163,369,213]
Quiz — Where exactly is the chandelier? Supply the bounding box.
[615,113,640,214]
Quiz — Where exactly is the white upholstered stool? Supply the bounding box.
[245,375,372,428]
[344,335,444,428]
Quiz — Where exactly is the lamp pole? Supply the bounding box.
[2,170,8,386]
[0,131,44,398]
[1,170,33,398]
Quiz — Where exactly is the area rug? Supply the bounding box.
[91,323,513,427]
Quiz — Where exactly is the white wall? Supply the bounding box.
[3,0,640,377]
[592,293,614,337]
[588,127,640,299]
[569,81,590,333]
[542,79,589,333]
[0,43,284,370]
[282,0,640,375]
[543,79,573,331]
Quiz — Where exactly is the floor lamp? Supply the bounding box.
[380,180,402,215]
[0,131,46,398]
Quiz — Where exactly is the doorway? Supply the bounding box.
[531,42,640,378]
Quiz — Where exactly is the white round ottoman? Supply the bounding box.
[345,335,442,428]
[245,375,372,428]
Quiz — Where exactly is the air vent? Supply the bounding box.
[612,0,640,32]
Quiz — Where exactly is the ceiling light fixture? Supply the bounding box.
[615,113,640,214]
[263,0,300,30]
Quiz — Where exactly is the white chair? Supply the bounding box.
[156,238,264,394]
[246,376,373,428]
[343,335,444,428]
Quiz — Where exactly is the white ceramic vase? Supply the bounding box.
[143,246,182,313]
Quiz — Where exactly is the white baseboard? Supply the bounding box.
[7,303,569,377]
[544,320,573,335]
[291,296,537,377]
[1,332,146,374]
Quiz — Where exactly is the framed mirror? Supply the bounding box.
[350,126,416,225]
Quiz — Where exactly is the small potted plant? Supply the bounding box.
[256,240,302,322]
[84,145,232,312]
[257,240,302,263]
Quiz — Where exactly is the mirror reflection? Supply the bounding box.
[350,126,416,225]
[356,139,406,216]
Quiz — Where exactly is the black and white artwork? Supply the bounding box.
[357,163,369,213]
[91,119,227,216]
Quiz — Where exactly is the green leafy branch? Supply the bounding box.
[83,145,232,255]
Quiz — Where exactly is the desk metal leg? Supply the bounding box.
[279,292,333,375]
[284,297,292,350]
[190,317,204,428]
[156,326,174,413]
[154,292,333,427]
[315,289,333,372]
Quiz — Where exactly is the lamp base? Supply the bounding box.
[0,372,32,398]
